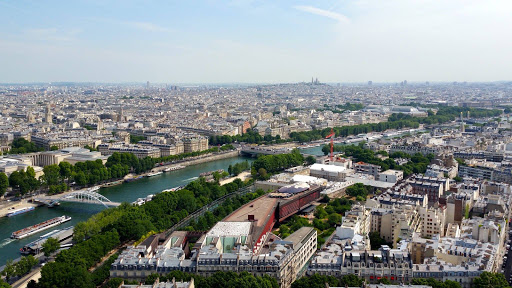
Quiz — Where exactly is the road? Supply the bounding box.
[505,221,512,284]
[11,267,41,288]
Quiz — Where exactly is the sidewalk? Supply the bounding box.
[219,171,252,186]
[0,200,39,218]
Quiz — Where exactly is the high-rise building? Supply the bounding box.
[45,104,52,124]
[146,81,150,89]
[368,80,373,86]
[460,112,465,132]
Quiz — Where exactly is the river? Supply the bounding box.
[0,156,253,266]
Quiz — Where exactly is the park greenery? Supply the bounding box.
[292,274,363,288]
[129,134,145,144]
[27,148,280,288]
[183,188,266,231]
[90,252,120,287]
[1,256,39,282]
[41,237,61,257]
[4,144,235,197]
[0,172,8,197]
[73,177,250,242]
[293,274,466,288]
[140,270,278,288]
[228,160,250,176]
[411,278,462,288]
[289,107,503,143]
[323,143,434,177]
[0,279,10,288]
[209,129,284,145]
[251,149,304,179]
[276,197,353,246]
[8,167,40,196]
[346,183,370,201]
[6,138,44,154]
[369,231,392,250]
[22,174,249,288]
[471,272,510,288]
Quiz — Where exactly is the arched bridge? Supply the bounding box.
[34,189,121,208]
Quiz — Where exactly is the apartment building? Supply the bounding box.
[98,143,161,159]
[111,227,317,288]
[419,205,446,238]
[378,170,404,184]
[340,247,413,283]
[336,204,371,240]
[406,175,449,207]
[354,162,382,177]
[183,137,208,153]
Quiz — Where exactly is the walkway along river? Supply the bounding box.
[0,156,254,266]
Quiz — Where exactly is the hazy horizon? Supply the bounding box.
[1,80,512,87]
[1,0,512,83]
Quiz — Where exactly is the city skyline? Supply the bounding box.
[1,0,512,83]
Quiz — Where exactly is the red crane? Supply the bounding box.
[325,128,335,163]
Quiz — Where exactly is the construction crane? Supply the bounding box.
[325,128,335,163]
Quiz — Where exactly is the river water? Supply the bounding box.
[0,156,253,266]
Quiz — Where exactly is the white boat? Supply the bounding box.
[147,171,163,177]
[161,186,184,193]
[164,165,185,172]
[11,216,72,239]
[6,206,35,217]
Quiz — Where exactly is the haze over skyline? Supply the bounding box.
[1,0,512,84]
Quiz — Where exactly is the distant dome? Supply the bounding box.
[278,182,310,194]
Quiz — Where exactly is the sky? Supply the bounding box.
[1,0,512,84]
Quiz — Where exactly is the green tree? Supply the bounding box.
[8,138,43,154]
[305,155,317,165]
[9,169,39,195]
[339,274,365,286]
[472,272,509,288]
[0,172,8,197]
[1,260,16,282]
[346,183,368,199]
[42,237,61,257]
[42,165,61,187]
[258,168,268,179]
[378,278,392,284]
[369,231,390,250]
[58,162,73,184]
[290,274,341,288]
[145,273,159,285]
[327,213,342,226]
[50,146,58,151]
[39,262,93,288]
[104,278,124,288]
[14,255,38,277]
[314,207,328,219]
[0,279,11,288]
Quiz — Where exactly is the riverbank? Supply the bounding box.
[97,150,241,187]
[1,150,241,218]
[154,150,240,170]
[219,171,252,186]
[0,200,40,218]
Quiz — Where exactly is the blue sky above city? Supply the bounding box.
[1,0,511,83]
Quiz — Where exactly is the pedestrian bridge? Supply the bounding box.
[34,189,120,208]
